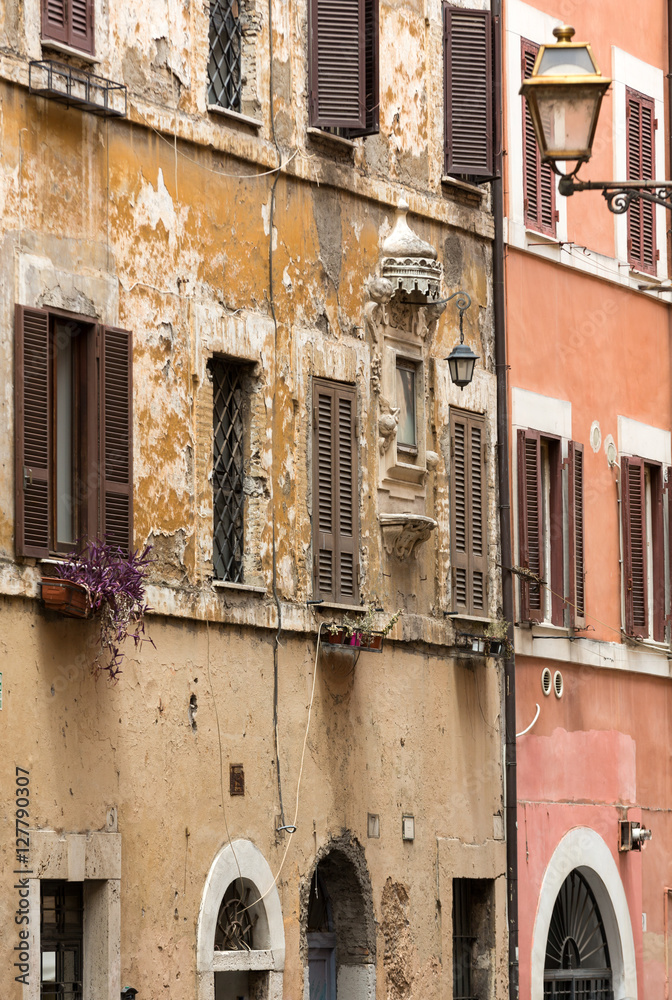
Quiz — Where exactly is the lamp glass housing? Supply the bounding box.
[519,26,611,163]
[447,343,478,389]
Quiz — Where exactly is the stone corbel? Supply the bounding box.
[379,513,438,560]
[364,276,395,344]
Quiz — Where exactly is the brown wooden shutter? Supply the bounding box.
[100,327,133,554]
[15,306,51,558]
[650,465,665,642]
[622,456,647,635]
[309,0,367,130]
[343,0,379,138]
[667,467,672,635]
[444,6,493,178]
[517,429,543,621]
[568,441,586,629]
[70,0,95,54]
[450,411,487,615]
[627,88,656,274]
[522,39,557,236]
[547,439,564,626]
[41,0,69,45]
[312,380,359,603]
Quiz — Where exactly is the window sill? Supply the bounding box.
[445,613,494,625]
[525,228,560,246]
[41,40,100,64]
[314,601,366,613]
[306,127,358,154]
[212,581,266,594]
[441,176,485,199]
[207,105,262,129]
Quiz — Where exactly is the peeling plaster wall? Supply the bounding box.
[0,1,504,997]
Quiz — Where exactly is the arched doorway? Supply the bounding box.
[303,839,376,1000]
[544,869,613,998]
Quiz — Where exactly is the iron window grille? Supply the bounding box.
[543,870,613,1000]
[40,881,84,999]
[208,0,243,111]
[211,359,245,583]
[453,879,476,1000]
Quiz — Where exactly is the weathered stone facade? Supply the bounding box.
[0,1,506,998]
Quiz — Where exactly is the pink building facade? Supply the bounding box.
[503,1,672,996]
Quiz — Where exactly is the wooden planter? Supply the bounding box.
[40,578,90,619]
[324,628,384,653]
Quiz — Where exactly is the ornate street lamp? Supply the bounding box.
[520,25,672,213]
[443,291,478,389]
[519,25,610,164]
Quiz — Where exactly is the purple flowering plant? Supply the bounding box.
[56,539,155,679]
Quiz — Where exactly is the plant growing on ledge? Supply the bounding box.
[326,605,403,651]
[50,540,154,679]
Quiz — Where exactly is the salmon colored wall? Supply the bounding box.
[503,1,669,259]
[507,250,672,642]
[516,657,672,998]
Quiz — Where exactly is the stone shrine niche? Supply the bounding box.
[366,201,446,526]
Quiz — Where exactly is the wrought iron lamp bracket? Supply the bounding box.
[555,167,672,214]
[432,289,472,343]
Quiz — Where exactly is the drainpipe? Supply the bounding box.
[491,1,519,997]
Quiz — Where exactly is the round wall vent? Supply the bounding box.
[553,670,564,699]
[541,667,552,697]
[590,421,602,453]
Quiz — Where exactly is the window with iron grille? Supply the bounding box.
[452,878,495,1000]
[211,359,246,583]
[40,881,84,999]
[208,0,243,111]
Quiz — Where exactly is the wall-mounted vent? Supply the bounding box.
[541,667,552,696]
[553,670,564,699]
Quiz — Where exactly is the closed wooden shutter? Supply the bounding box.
[622,456,647,635]
[70,0,95,54]
[444,6,494,178]
[41,0,69,44]
[309,0,367,130]
[450,411,487,615]
[343,0,379,138]
[42,0,94,53]
[522,39,557,236]
[100,327,133,554]
[517,429,543,622]
[650,465,665,642]
[627,88,657,274]
[15,306,51,558]
[312,380,359,603]
[568,441,586,628]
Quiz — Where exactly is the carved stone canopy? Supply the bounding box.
[381,200,442,301]
[379,513,438,560]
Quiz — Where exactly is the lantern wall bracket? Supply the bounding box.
[553,161,672,214]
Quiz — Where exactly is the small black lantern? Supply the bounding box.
[121,989,139,1000]
[446,341,479,389]
[444,291,478,389]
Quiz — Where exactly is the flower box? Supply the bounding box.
[324,627,384,653]
[40,578,90,619]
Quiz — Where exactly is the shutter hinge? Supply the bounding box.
[24,467,32,488]
[655,118,659,130]
[354,417,360,440]
[562,457,569,469]
[554,210,560,223]
[656,249,660,261]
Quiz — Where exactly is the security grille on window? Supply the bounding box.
[208,0,243,111]
[41,881,84,1000]
[452,878,495,1000]
[14,306,133,558]
[212,359,245,583]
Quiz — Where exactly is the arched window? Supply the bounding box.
[197,840,285,1000]
[304,843,376,1000]
[544,870,613,999]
